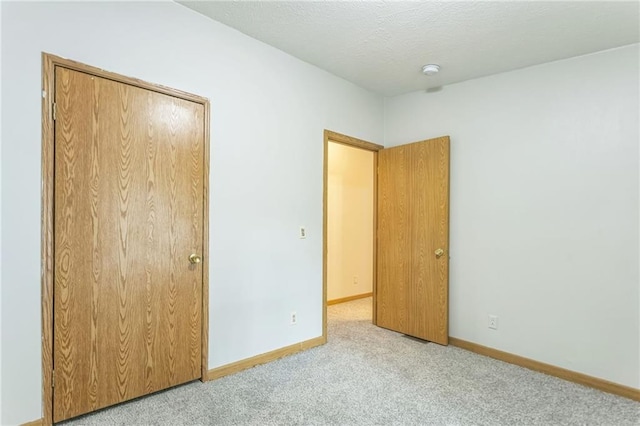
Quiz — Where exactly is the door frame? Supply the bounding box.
[41,53,211,425]
[322,130,383,340]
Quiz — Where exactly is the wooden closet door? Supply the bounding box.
[376,144,411,333]
[376,136,450,345]
[53,66,205,422]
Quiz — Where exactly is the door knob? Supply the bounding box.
[189,254,202,264]
[434,248,444,258]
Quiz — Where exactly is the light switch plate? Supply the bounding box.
[488,315,498,330]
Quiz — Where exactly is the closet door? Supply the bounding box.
[376,136,450,345]
[53,66,205,422]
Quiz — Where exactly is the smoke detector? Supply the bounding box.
[422,64,440,76]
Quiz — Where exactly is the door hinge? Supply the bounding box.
[52,370,55,388]
[52,103,57,121]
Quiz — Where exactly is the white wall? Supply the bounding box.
[327,142,374,301]
[0,2,3,423]
[385,44,640,389]
[0,1,383,423]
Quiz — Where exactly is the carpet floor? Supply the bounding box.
[63,298,639,425]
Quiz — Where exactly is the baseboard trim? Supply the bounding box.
[327,292,372,306]
[449,337,640,401]
[207,335,326,381]
[21,419,43,426]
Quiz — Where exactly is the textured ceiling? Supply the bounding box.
[178,1,640,96]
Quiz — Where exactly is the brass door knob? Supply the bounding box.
[434,248,444,258]
[189,254,202,264]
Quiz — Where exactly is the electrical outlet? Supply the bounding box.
[290,311,297,325]
[488,315,498,330]
[299,226,306,239]
[353,276,358,286]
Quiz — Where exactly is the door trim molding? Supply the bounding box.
[322,130,383,341]
[41,53,211,425]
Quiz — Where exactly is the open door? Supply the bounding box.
[376,136,450,345]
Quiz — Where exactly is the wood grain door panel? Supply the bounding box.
[408,137,449,344]
[53,67,204,422]
[376,137,450,345]
[376,145,411,334]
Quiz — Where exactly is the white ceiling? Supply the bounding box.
[178,1,640,97]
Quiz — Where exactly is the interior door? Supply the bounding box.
[376,136,450,345]
[53,66,205,422]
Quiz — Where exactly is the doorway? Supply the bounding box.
[322,130,450,344]
[327,142,374,305]
[41,54,210,424]
[322,131,383,338]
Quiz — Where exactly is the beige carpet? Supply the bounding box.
[63,297,639,425]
